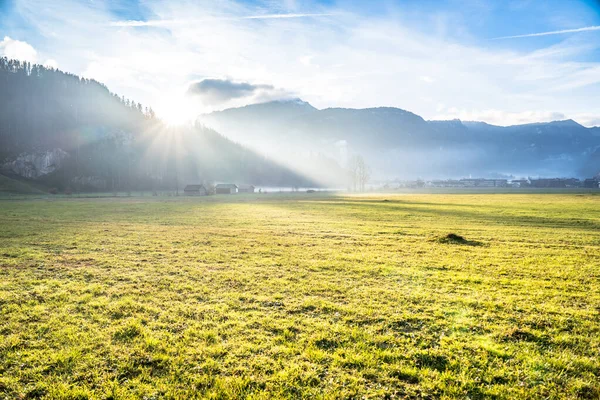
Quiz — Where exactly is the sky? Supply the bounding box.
[1,0,600,126]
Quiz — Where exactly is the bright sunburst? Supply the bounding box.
[156,95,197,126]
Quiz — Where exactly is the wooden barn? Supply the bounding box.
[184,184,209,196]
[238,184,256,193]
[215,184,238,194]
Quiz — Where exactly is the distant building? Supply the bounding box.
[238,184,255,193]
[215,184,238,194]
[430,179,463,187]
[583,178,599,188]
[563,178,582,188]
[529,178,581,188]
[459,179,508,187]
[183,184,209,196]
[511,179,529,188]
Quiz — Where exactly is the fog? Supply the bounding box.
[199,100,600,184]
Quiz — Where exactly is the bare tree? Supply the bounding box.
[348,155,360,191]
[348,154,371,192]
[358,158,371,192]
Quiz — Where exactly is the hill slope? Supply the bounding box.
[0,58,313,192]
[0,174,46,195]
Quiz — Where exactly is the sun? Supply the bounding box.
[156,96,197,126]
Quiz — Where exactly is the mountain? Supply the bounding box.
[207,98,316,125]
[200,99,350,186]
[201,100,600,179]
[0,57,313,192]
[201,98,317,149]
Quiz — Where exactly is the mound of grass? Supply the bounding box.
[437,233,483,246]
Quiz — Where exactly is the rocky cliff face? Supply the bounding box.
[2,149,70,179]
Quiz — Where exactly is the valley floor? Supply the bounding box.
[0,193,599,399]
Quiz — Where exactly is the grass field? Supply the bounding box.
[0,193,599,399]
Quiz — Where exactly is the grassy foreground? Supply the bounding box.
[0,193,599,399]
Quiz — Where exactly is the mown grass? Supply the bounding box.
[0,193,599,399]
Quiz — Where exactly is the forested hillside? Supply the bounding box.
[0,57,153,158]
[0,58,312,192]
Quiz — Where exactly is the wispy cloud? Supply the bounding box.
[240,13,333,20]
[111,13,333,27]
[8,0,600,126]
[492,25,600,40]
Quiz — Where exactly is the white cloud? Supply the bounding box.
[569,113,600,128]
[0,36,58,70]
[9,0,600,125]
[299,55,315,66]
[0,36,37,63]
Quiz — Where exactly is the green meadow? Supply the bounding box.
[0,193,599,399]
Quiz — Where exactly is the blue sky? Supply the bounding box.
[1,0,600,125]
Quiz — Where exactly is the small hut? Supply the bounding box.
[183,184,209,196]
[238,184,256,193]
[215,184,238,194]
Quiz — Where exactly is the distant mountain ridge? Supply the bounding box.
[202,100,600,179]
